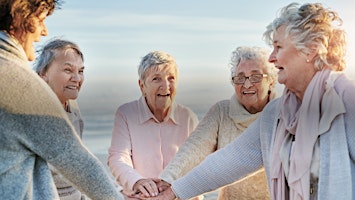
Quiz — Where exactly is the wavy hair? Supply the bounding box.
[263,2,346,71]
[0,0,62,42]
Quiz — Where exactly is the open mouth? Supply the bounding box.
[157,94,170,97]
[66,85,78,90]
[243,91,256,95]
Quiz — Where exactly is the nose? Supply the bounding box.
[160,78,170,90]
[243,78,253,88]
[41,24,48,36]
[268,50,276,63]
[71,72,82,82]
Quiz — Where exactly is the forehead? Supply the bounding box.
[146,64,177,75]
[273,25,287,44]
[236,59,264,74]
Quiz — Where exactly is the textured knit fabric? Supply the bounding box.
[0,31,122,200]
[171,73,355,200]
[50,100,87,200]
[108,96,199,194]
[160,94,272,199]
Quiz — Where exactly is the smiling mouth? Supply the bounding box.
[157,94,170,97]
[243,91,256,95]
[66,86,78,90]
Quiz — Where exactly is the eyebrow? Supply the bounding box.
[237,69,262,75]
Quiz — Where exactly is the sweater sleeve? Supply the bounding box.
[108,108,143,192]
[159,103,221,183]
[171,117,264,199]
[0,64,120,199]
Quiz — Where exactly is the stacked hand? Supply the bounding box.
[126,179,176,200]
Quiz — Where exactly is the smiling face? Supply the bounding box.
[40,48,85,106]
[234,59,273,114]
[269,25,316,97]
[139,64,177,119]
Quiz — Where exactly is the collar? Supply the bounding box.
[137,96,178,124]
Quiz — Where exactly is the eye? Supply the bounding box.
[168,76,175,81]
[152,77,160,82]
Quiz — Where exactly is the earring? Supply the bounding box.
[306,59,310,63]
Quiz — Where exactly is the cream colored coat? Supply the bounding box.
[160,94,273,200]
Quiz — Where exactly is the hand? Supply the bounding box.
[156,180,171,193]
[131,178,160,198]
[143,186,176,200]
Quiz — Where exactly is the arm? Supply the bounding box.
[3,67,121,199]
[108,109,143,193]
[160,103,221,183]
[172,117,264,199]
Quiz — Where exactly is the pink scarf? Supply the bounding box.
[270,69,331,200]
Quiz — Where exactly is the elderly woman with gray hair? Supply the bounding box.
[138,46,277,200]
[34,38,87,200]
[108,51,199,199]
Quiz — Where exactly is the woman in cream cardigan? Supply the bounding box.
[157,46,278,200]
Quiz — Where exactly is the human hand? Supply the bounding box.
[141,186,176,200]
[155,179,171,193]
[131,178,160,198]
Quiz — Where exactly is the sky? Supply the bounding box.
[32,0,355,118]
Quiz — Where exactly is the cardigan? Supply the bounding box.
[0,31,121,200]
[171,73,355,200]
[160,94,271,199]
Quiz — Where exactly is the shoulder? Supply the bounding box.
[116,99,140,114]
[174,103,198,119]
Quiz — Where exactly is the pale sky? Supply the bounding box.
[33,0,355,117]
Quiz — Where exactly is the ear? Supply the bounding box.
[40,73,49,83]
[138,79,145,96]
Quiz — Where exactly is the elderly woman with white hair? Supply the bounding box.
[157,46,278,200]
[108,51,199,199]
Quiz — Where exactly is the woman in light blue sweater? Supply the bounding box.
[151,2,355,200]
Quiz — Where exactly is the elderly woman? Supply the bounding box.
[34,39,87,200]
[154,46,277,200]
[0,1,120,199]
[151,2,355,200]
[108,51,199,198]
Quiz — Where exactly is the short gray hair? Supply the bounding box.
[138,51,177,81]
[33,38,84,75]
[230,46,277,87]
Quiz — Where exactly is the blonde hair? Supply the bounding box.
[263,2,346,71]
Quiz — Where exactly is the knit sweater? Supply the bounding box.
[0,31,122,199]
[171,73,355,200]
[160,94,271,199]
[50,100,87,200]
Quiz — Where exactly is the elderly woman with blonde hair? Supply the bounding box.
[150,2,355,200]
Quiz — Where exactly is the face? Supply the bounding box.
[20,11,49,61]
[41,48,85,105]
[268,25,316,93]
[234,60,273,114]
[139,64,177,116]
